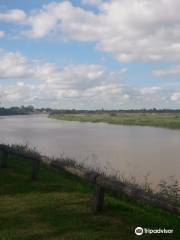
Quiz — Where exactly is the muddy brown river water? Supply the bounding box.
[0,114,179,188]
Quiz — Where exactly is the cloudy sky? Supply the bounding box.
[0,0,180,109]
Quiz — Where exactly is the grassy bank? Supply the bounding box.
[50,112,180,129]
[0,155,179,240]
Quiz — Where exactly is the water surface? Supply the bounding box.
[0,114,179,187]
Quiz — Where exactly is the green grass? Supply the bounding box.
[50,112,180,129]
[0,155,179,240]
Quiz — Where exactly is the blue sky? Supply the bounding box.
[0,0,180,109]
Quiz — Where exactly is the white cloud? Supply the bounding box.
[0,49,179,108]
[171,92,180,101]
[0,31,5,38]
[0,49,118,85]
[140,86,161,95]
[0,49,131,107]
[0,49,32,79]
[2,1,180,62]
[81,0,103,6]
[25,1,98,40]
[153,65,180,76]
[81,83,124,97]
[1,82,34,102]
[0,9,26,23]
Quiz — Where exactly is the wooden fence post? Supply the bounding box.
[92,184,105,213]
[32,157,40,181]
[0,149,8,168]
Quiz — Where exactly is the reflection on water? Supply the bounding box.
[0,114,180,187]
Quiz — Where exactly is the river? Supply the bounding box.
[0,114,179,187]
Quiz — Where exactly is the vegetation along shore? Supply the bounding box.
[49,111,180,130]
[1,106,180,130]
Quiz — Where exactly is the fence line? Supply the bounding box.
[0,144,40,181]
[50,161,180,215]
[0,145,179,215]
[0,149,8,168]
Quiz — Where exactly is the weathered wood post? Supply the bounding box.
[32,156,40,181]
[92,184,105,213]
[0,147,8,168]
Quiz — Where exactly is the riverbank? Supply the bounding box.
[0,150,179,239]
[50,112,180,129]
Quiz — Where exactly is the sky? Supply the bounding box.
[0,0,180,109]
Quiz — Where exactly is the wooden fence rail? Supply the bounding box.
[92,184,105,213]
[0,145,40,181]
[50,161,180,215]
[0,149,8,168]
[0,145,179,215]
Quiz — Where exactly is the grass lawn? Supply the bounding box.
[50,112,180,129]
[0,155,179,240]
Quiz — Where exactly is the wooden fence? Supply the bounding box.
[50,161,180,215]
[0,144,179,215]
[0,144,40,181]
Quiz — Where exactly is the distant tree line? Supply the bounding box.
[1,106,180,116]
[0,106,55,116]
[0,106,35,116]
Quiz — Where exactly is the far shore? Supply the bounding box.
[49,112,180,130]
